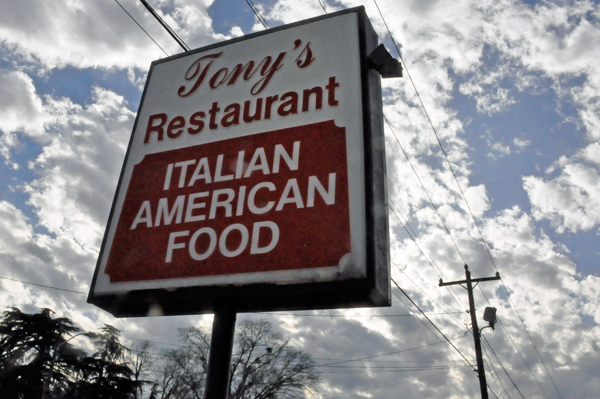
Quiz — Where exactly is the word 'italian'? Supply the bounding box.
[163,141,300,190]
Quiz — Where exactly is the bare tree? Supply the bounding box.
[127,341,155,399]
[151,319,319,399]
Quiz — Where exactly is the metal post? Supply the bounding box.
[203,308,237,399]
[465,266,489,399]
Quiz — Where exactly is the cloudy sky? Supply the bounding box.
[1,0,599,398]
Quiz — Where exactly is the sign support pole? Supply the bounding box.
[439,265,500,399]
[203,308,237,399]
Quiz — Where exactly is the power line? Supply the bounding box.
[259,311,462,317]
[113,0,169,56]
[387,194,467,312]
[316,0,328,14]
[501,287,563,398]
[245,0,269,29]
[384,116,467,266]
[325,370,452,395]
[478,284,553,399]
[139,0,190,51]
[316,334,469,367]
[373,2,563,397]
[392,278,474,370]
[0,275,86,295]
[393,279,502,398]
[392,262,465,328]
[482,332,525,399]
[481,335,512,399]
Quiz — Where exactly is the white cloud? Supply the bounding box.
[524,147,600,233]
[0,69,52,167]
[0,0,224,70]
[2,1,600,397]
[25,87,135,249]
[514,137,531,150]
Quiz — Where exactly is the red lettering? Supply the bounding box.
[251,52,286,95]
[227,61,259,85]
[208,102,221,130]
[295,42,315,68]
[167,116,185,138]
[209,67,229,89]
[222,103,241,127]
[144,113,168,143]
[178,52,223,97]
[188,111,205,135]
[243,99,262,123]
[302,87,323,112]
[264,95,278,119]
[277,92,298,116]
[326,76,339,106]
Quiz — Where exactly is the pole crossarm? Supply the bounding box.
[439,272,500,287]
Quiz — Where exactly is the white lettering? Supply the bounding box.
[219,223,249,257]
[166,230,189,262]
[131,201,153,229]
[188,158,212,186]
[185,192,209,223]
[307,173,336,207]
[250,221,279,254]
[244,147,270,177]
[236,186,246,216]
[189,227,217,260]
[155,195,186,226]
[235,150,245,179]
[209,188,235,219]
[276,178,304,210]
[272,141,300,173]
[163,163,174,190]
[248,182,276,214]
[175,160,196,188]
[214,154,234,182]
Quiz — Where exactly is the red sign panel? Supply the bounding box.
[105,121,349,282]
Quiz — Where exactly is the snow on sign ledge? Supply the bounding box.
[88,7,390,317]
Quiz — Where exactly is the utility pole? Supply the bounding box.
[439,265,500,399]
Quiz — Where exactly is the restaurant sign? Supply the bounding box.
[88,7,390,317]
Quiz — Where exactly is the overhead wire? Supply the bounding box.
[316,0,328,14]
[114,0,169,56]
[477,284,550,398]
[19,2,561,398]
[316,334,469,367]
[372,1,563,398]
[245,0,270,29]
[392,279,475,370]
[0,275,87,295]
[384,116,468,266]
[325,370,452,395]
[387,193,467,312]
[482,332,526,399]
[139,0,190,51]
[481,334,512,399]
[392,288,448,341]
[260,311,462,317]
[391,262,465,328]
[393,278,501,399]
